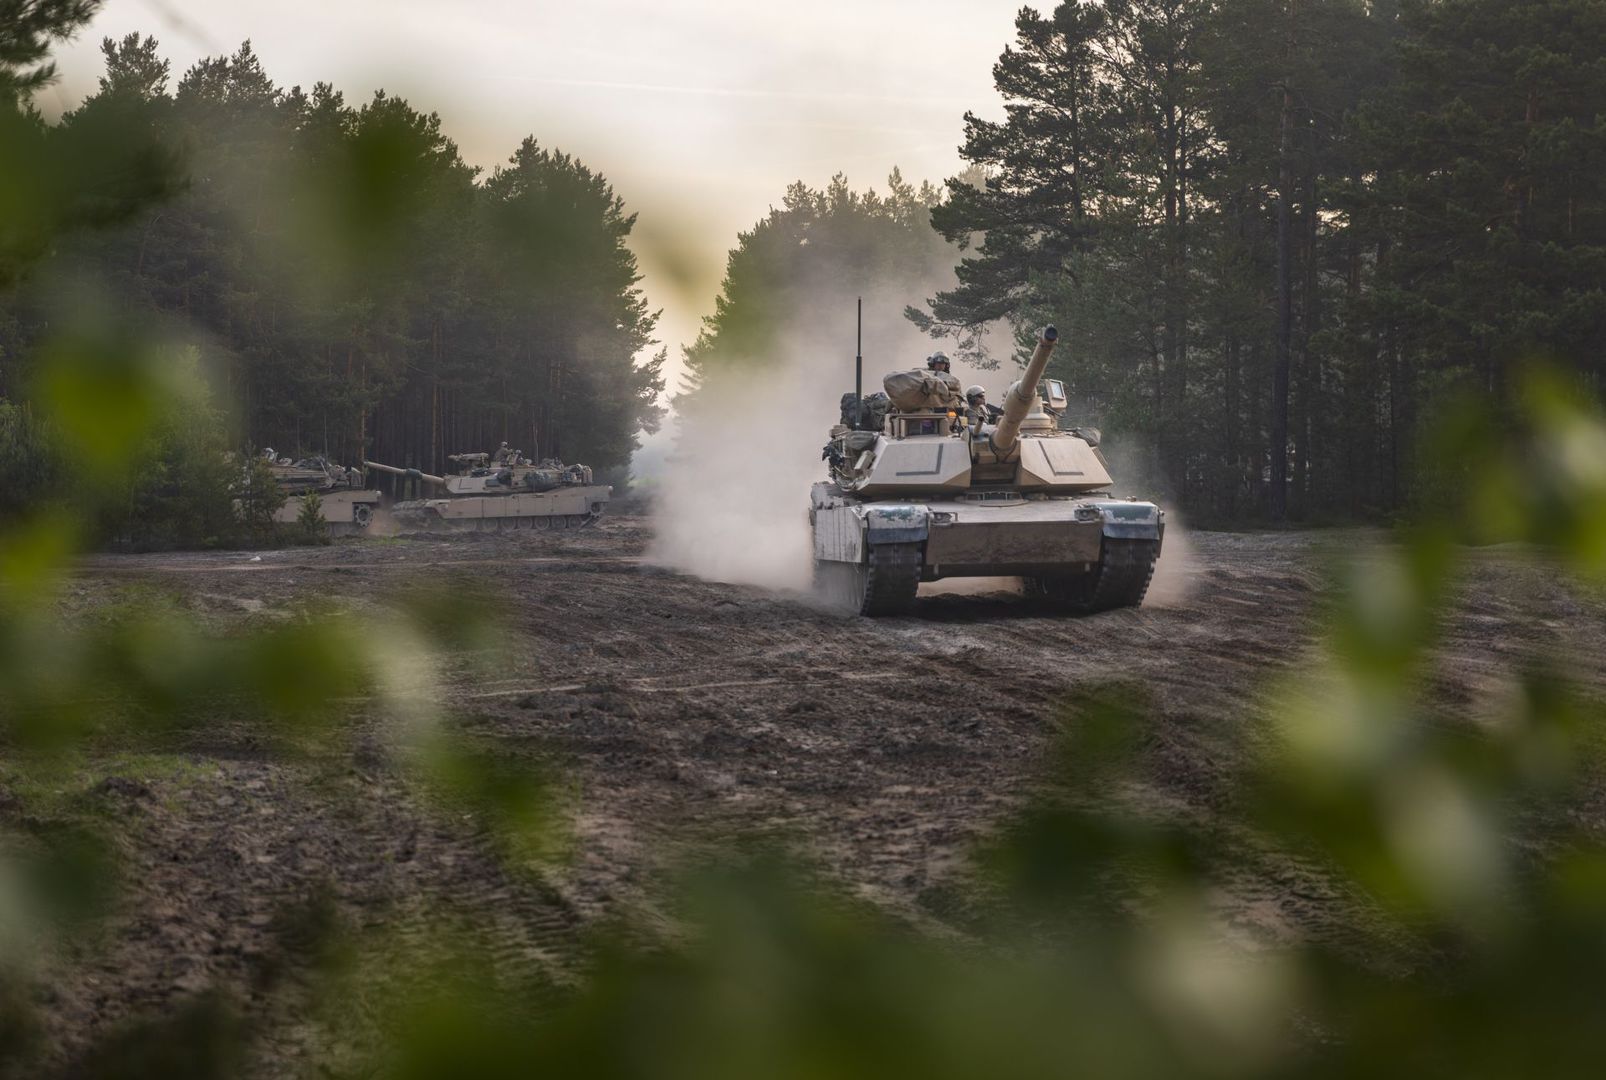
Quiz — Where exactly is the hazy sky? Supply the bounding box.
[47,0,1032,386]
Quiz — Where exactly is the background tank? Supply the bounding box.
[365,444,610,530]
[811,325,1163,616]
[261,449,382,535]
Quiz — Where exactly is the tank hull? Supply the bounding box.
[810,482,1163,616]
[273,490,382,536]
[391,484,612,530]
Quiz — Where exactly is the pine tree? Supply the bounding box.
[682,171,953,411]
[0,0,98,102]
[2,36,663,492]
[1364,0,1606,398]
[97,32,168,101]
[915,2,1115,346]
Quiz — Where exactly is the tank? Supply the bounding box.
[811,325,1163,616]
[262,450,382,535]
[364,444,610,530]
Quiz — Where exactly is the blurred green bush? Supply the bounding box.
[0,399,63,521]
[6,5,1606,1079]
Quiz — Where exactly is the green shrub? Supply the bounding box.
[295,489,330,543]
[0,399,63,522]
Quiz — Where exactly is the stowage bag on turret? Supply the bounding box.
[882,370,962,412]
[840,391,892,431]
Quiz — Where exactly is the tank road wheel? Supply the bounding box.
[533,515,552,531]
[1028,538,1159,614]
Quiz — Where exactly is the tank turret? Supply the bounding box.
[812,321,1163,617]
[265,450,368,494]
[364,449,610,530]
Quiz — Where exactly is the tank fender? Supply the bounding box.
[1079,500,1165,543]
[864,505,928,545]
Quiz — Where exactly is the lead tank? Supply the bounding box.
[811,325,1163,616]
[365,444,610,529]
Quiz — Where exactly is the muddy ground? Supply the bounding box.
[10,516,1606,1072]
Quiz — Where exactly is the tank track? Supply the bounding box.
[1028,537,1158,613]
[860,542,921,616]
[814,542,921,617]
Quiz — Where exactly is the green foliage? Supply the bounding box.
[295,489,326,539]
[1361,0,1606,377]
[64,338,261,549]
[680,170,953,411]
[0,398,61,520]
[0,1,99,102]
[920,0,1605,524]
[0,35,662,494]
[5,8,1606,1079]
[15,319,274,548]
[230,451,284,542]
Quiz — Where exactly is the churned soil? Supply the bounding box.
[14,516,1606,1073]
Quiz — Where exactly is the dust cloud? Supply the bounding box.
[1146,514,1198,606]
[645,356,831,591]
[648,309,965,591]
[366,505,403,538]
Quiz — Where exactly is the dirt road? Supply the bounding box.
[19,517,1606,1070]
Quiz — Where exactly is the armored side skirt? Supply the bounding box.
[274,490,382,535]
[392,485,612,529]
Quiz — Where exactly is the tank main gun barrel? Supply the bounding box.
[364,460,446,487]
[989,325,1058,456]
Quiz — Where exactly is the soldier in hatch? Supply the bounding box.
[965,385,1001,429]
[926,352,951,374]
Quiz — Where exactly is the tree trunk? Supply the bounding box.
[1225,330,1240,518]
[1294,156,1321,519]
[1159,87,1186,499]
[1271,82,1294,523]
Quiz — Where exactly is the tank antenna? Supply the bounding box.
[854,296,863,402]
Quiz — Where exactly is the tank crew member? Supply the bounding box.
[919,352,959,429]
[965,385,994,429]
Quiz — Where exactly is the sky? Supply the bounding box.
[45,0,1032,402]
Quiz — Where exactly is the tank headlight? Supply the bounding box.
[929,511,956,525]
[1074,506,1101,522]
